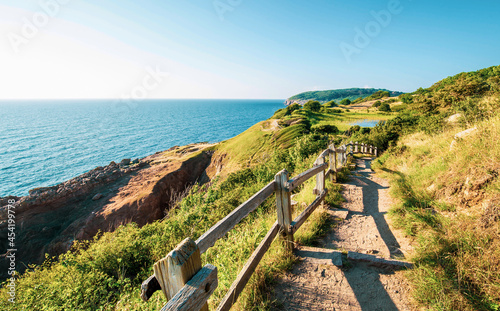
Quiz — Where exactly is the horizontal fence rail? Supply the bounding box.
[141,141,378,310]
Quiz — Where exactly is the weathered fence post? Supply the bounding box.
[343,146,347,166]
[354,141,359,153]
[314,156,325,195]
[375,147,378,157]
[369,145,373,155]
[275,170,293,252]
[154,238,209,311]
[329,144,336,182]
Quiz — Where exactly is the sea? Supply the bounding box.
[0,99,284,197]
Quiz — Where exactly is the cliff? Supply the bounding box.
[0,143,217,279]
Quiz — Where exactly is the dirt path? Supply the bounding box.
[272,157,414,310]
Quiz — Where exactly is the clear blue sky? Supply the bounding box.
[0,0,499,99]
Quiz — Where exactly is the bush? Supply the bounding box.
[373,101,382,108]
[340,98,352,106]
[303,100,321,112]
[287,103,302,113]
[400,94,413,104]
[323,100,337,108]
[311,124,339,135]
[331,109,343,113]
[379,103,391,112]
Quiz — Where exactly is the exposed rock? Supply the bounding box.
[450,126,478,150]
[0,144,215,280]
[446,113,462,123]
[120,158,131,166]
[455,126,477,139]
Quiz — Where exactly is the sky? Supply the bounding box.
[0,0,499,100]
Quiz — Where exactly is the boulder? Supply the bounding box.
[120,158,131,166]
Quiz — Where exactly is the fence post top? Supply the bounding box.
[169,238,198,265]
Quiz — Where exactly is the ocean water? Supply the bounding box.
[0,99,284,197]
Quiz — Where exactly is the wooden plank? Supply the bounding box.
[141,274,162,302]
[275,170,293,251]
[196,181,275,254]
[154,238,209,311]
[161,264,218,311]
[317,148,330,159]
[332,144,338,182]
[328,144,335,182]
[290,189,328,234]
[313,156,325,195]
[216,222,280,311]
[287,163,328,191]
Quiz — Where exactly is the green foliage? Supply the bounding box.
[288,88,403,103]
[373,101,382,108]
[340,98,351,106]
[287,103,302,113]
[1,132,334,311]
[311,124,339,135]
[400,94,414,104]
[409,65,500,110]
[323,100,337,108]
[378,102,391,112]
[303,100,321,112]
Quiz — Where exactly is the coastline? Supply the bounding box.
[0,141,221,279]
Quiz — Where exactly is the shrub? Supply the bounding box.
[373,101,382,108]
[287,103,302,113]
[303,100,321,112]
[400,94,413,104]
[311,124,339,135]
[340,98,351,106]
[323,100,337,108]
[379,103,391,112]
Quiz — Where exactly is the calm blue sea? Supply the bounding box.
[0,99,284,197]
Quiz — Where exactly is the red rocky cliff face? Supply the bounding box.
[0,144,214,280]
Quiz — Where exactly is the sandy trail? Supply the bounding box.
[272,157,414,310]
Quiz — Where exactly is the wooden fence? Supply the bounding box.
[140,141,378,311]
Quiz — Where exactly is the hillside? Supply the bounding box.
[348,64,500,310]
[287,88,403,104]
[0,100,392,310]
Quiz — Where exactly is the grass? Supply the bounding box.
[0,124,344,311]
[373,115,500,310]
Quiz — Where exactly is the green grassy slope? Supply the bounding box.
[1,104,362,310]
[352,64,500,310]
[288,88,403,102]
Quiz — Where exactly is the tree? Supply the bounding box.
[400,94,413,104]
[323,100,337,108]
[311,124,339,134]
[379,103,392,112]
[340,98,352,106]
[373,101,382,108]
[303,100,321,112]
[287,103,302,113]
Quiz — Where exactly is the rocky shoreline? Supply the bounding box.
[0,143,219,280]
